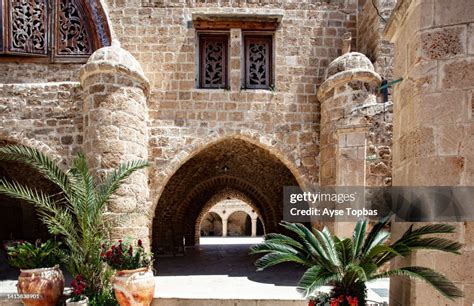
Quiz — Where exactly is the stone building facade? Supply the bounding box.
[0,0,473,305]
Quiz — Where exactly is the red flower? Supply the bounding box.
[308,301,316,306]
[138,239,143,247]
[330,298,340,306]
[347,296,358,306]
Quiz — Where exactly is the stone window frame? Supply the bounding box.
[242,31,275,90]
[0,0,108,64]
[196,31,230,90]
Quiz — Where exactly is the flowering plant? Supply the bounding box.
[101,239,152,270]
[5,239,62,269]
[70,275,87,302]
[329,295,358,306]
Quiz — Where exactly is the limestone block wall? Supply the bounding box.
[102,0,360,201]
[0,63,82,84]
[385,0,474,304]
[357,0,396,79]
[0,82,84,165]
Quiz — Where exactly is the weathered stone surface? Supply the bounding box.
[420,26,466,60]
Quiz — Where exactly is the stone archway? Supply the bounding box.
[151,137,302,255]
[0,140,60,243]
[200,212,223,237]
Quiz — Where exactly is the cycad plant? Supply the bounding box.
[0,145,148,303]
[250,217,463,305]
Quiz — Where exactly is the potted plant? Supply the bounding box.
[251,216,464,305]
[101,239,155,306]
[0,145,149,305]
[5,239,64,306]
[66,275,89,305]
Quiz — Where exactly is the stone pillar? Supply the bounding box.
[317,52,382,237]
[230,29,241,90]
[222,218,228,237]
[385,0,474,304]
[80,41,151,248]
[251,217,258,237]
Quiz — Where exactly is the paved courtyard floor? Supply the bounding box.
[154,237,389,302]
[0,237,389,303]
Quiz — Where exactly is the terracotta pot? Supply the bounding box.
[17,265,65,306]
[112,267,155,306]
[65,296,89,306]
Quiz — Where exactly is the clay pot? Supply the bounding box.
[65,296,89,305]
[17,265,65,306]
[112,267,155,306]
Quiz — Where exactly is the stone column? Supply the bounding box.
[222,218,228,237]
[80,41,151,248]
[385,0,474,304]
[251,217,257,237]
[317,52,382,237]
[230,28,241,90]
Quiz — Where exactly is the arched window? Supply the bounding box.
[0,0,111,62]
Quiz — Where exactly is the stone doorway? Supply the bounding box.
[151,137,301,256]
[199,198,265,238]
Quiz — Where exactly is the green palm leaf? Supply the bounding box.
[373,266,463,299]
[255,252,310,271]
[252,219,463,302]
[352,219,367,259]
[297,266,339,298]
[0,145,72,198]
[0,145,148,297]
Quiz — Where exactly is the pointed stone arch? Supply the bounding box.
[151,137,303,255]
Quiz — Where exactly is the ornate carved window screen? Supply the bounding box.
[199,33,229,89]
[0,0,106,62]
[244,34,273,90]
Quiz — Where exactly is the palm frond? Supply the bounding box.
[0,145,72,198]
[297,266,339,298]
[250,242,300,255]
[96,160,149,208]
[262,233,306,252]
[360,214,391,256]
[401,224,456,241]
[373,266,463,299]
[352,219,367,259]
[254,252,311,271]
[334,237,353,268]
[405,238,462,254]
[0,178,80,248]
[280,222,331,266]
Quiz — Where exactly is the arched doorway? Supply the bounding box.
[227,211,250,236]
[200,212,223,237]
[152,137,302,255]
[198,197,265,239]
[0,140,57,279]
